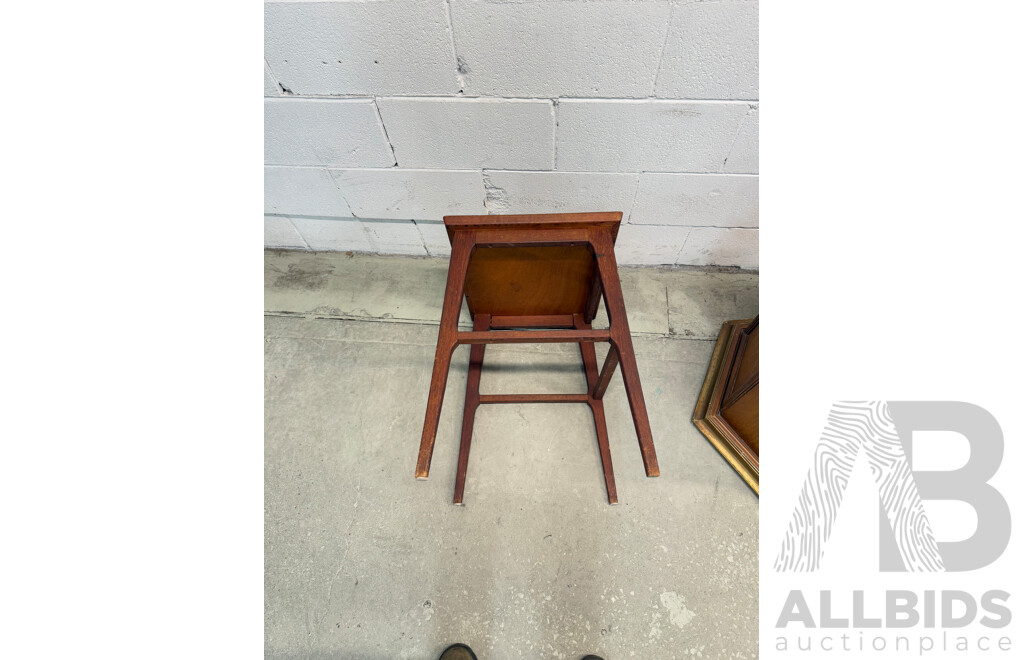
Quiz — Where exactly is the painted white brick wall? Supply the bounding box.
[289,217,374,253]
[264,0,458,96]
[481,171,638,215]
[265,166,349,218]
[415,220,453,258]
[555,100,752,173]
[630,173,758,227]
[265,0,759,269]
[265,99,395,167]
[723,106,759,174]
[264,215,306,250]
[449,0,671,98]
[331,169,487,220]
[654,1,760,100]
[376,98,554,170]
[361,219,428,256]
[678,227,759,269]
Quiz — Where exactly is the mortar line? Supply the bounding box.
[266,164,759,177]
[265,213,758,231]
[266,94,758,103]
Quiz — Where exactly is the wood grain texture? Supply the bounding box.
[489,314,576,329]
[464,246,595,317]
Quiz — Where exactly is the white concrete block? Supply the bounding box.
[289,217,374,253]
[655,1,759,100]
[362,219,428,256]
[265,166,351,218]
[451,0,670,97]
[677,227,758,269]
[377,98,554,170]
[613,224,691,266]
[415,221,452,258]
[264,215,307,250]
[265,98,394,167]
[630,174,758,227]
[556,100,748,172]
[480,171,637,215]
[264,0,458,95]
[722,106,758,174]
[329,169,485,221]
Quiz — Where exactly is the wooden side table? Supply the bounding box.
[693,316,759,494]
[415,212,659,504]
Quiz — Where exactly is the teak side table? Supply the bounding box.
[415,212,660,504]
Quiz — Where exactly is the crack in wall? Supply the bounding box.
[285,217,313,251]
[624,173,642,224]
[371,99,399,166]
[649,1,675,97]
[482,171,510,214]
[325,170,361,219]
[552,98,560,170]
[412,220,436,258]
[719,104,756,173]
[671,228,694,265]
[444,0,466,94]
[265,58,294,96]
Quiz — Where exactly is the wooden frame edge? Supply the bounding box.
[692,319,760,495]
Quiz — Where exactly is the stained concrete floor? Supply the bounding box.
[265,250,759,660]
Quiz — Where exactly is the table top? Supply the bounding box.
[443,212,622,245]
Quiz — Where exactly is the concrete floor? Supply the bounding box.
[265,250,759,660]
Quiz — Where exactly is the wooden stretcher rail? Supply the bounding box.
[455,329,610,345]
[478,393,590,404]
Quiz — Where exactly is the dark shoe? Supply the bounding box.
[439,643,478,660]
[580,656,605,660]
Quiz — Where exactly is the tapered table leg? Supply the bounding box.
[453,314,489,504]
[591,232,660,477]
[575,314,618,504]
[416,233,474,479]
